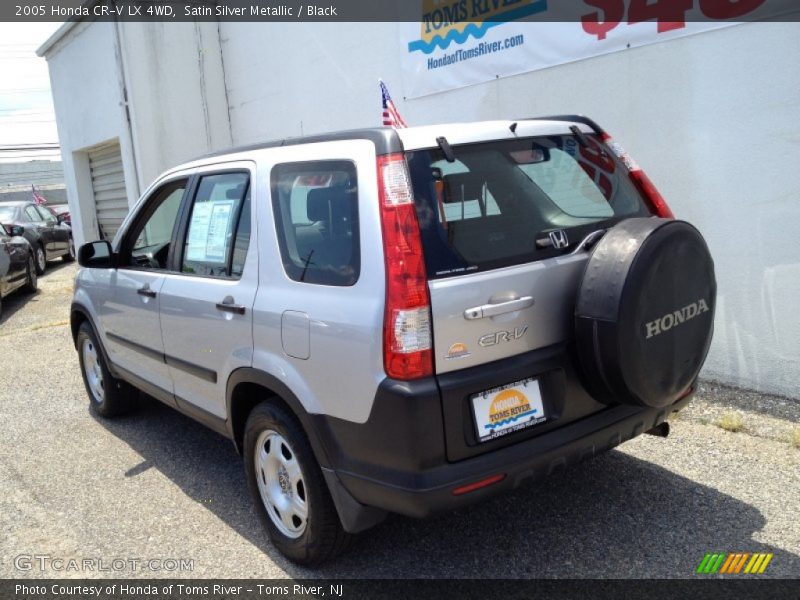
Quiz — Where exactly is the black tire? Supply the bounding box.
[23,253,38,293]
[243,402,352,565]
[34,244,46,275]
[63,237,75,262]
[76,321,137,417]
[575,218,716,408]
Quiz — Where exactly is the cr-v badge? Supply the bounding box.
[479,326,529,347]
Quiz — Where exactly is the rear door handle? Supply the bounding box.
[216,296,246,315]
[137,287,156,298]
[464,296,534,320]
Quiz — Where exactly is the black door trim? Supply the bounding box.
[106,331,164,363]
[165,354,218,383]
[106,331,218,383]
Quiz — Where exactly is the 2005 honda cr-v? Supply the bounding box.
[71,116,716,564]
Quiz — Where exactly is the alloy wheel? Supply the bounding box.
[36,247,46,272]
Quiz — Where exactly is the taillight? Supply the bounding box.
[377,153,433,380]
[601,132,675,219]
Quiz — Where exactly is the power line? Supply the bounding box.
[0,170,64,181]
[0,144,60,150]
[0,178,64,184]
[0,156,61,160]
[0,88,50,94]
[0,152,61,156]
[0,169,63,176]
[0,169,63,175]
[0,109,52,114]
[0,120,55,125]
[0,149,61,153]
[0,165,62,170]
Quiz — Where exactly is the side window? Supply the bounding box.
[124,179,187,270]
[25,206,41,222]
[271,161,359,286]
[35,205,57,224]
[181,172,250,278]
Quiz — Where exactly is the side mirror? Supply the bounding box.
[56,213,68,224]
[78,240,115,269]
[3,224,24,237]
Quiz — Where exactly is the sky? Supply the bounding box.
[0,22,63,162]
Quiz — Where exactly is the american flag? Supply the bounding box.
[380,79,407,129]
[31,184,47,205]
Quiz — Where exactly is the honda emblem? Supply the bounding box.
[549,230,569,249]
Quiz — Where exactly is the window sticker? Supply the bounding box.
[185,199,235,263]
[205,200,235,261]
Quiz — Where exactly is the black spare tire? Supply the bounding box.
[575,218,716,408]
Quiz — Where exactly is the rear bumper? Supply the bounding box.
[312,346,693,523]
[334,394,690,519]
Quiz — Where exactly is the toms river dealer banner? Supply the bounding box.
[399,0,794,98]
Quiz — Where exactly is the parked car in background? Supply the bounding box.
[0,201,74,275]
[0,224,37,320]
[47,204,71,226]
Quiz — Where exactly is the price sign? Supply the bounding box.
[401,0,784,98]
[581,0,768,40]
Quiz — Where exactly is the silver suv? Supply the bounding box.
[71,116,716,565]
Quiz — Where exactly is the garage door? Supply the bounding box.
[88,141,128,240]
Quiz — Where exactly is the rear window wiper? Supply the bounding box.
[569,125,590,148]
[436,136,456,163]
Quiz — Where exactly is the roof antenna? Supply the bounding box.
[509,122,518,133]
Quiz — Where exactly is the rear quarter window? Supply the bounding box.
[270,160,360,287]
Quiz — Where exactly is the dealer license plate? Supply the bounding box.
[471,378,546,443]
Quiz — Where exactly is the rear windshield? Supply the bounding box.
[406,134,651,279]
[0,205,17,221]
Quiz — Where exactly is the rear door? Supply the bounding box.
[406,129,650,374]
[6,234,30,287]
[405,126,654,457]
[158,164,256,420]
[24,204,56,256]
[35,204,68,254]
[0,234,27,294]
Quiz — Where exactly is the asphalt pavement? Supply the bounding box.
[1,262,798,579]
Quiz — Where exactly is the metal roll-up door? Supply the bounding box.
[88,142,128,240]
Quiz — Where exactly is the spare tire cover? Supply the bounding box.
[575,218,716,408]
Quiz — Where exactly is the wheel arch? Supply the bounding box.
[226,367,333,469]
[71,302,125,380]
[70,303,91,348]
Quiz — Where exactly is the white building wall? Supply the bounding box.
[42,21,232,246]
[118,22,232,188]
[220,22,800,398]
[42,21,799,398]
[43,21,137,247]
